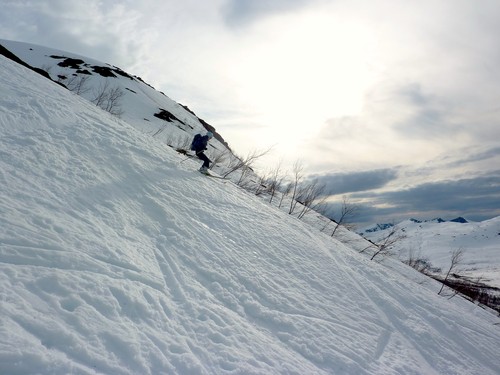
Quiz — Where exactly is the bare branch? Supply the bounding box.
[288,160,304,215]
[66,75,91,95]
[329,196,358,237]
[222,147,273,179]
[278,182,293,209]
[370,225,406,260]
[296,180,327,219]
[267,160,285,204]
[92,80,124,116]
[438,248,465,296]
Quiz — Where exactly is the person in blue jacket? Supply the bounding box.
[191,131,214,173]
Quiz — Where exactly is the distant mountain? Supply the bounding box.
[360,223,395,233]
[359,217,469,235]
[450,216,468,223]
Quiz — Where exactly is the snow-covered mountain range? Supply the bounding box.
[1,40,500,374]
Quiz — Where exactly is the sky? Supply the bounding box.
[1,0,499,225]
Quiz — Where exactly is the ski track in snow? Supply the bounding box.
[1,49,500,375]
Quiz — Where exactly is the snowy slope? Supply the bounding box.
[1,48,500,374]
[0,39,228,153]
[360,218,500,289]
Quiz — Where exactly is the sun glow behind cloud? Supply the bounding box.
[221,9,377,158]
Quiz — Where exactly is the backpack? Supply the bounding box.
[190,134,203,151]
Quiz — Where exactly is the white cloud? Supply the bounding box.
[221,0,317,27]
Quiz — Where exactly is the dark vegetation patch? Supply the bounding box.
[76,69,92,75]
[134,76,155,89]
[50,55,135,80]
[57,57,85,69]
[432,274,500,314]
[111,66,134,80]
[91,65,117,78]
[180,103,196,116]
[153,109,195,131]
[154,108,184,123]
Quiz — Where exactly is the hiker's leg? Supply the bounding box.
[197,152,210,168]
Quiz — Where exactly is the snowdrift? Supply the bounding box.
[1,47,500,374]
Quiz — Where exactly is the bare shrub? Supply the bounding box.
[222,147,272,179]
[288,160,304,215]
[66,75,91,95]
[323,196,358,237]
[296,180,327,219]
[152,125,167,137]
[92,80,124,116]
[254,171,270,196]
[278,182,293,209]
[267,161,285,204]
[210,149,230,170]
[403,246,434,274]
[438,248,465,296]
[370,226,406,261]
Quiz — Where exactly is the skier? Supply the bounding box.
[191,131,214,174]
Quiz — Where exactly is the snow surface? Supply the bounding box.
[1,43,500,374]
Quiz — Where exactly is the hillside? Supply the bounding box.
[360,218,500,289]
[0,39,229,153]
[360,217,500,314]
[1,42,500,374]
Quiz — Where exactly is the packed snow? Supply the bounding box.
[1,42,500,374]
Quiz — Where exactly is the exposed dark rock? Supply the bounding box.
[57,57,85,69]
[0,44,64,87]
[134,76,155,89]
[180,103,196,116]
[91,65,117,78]
[154,109,183,123]
[111,66,134,80]
[76,69,92,75]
